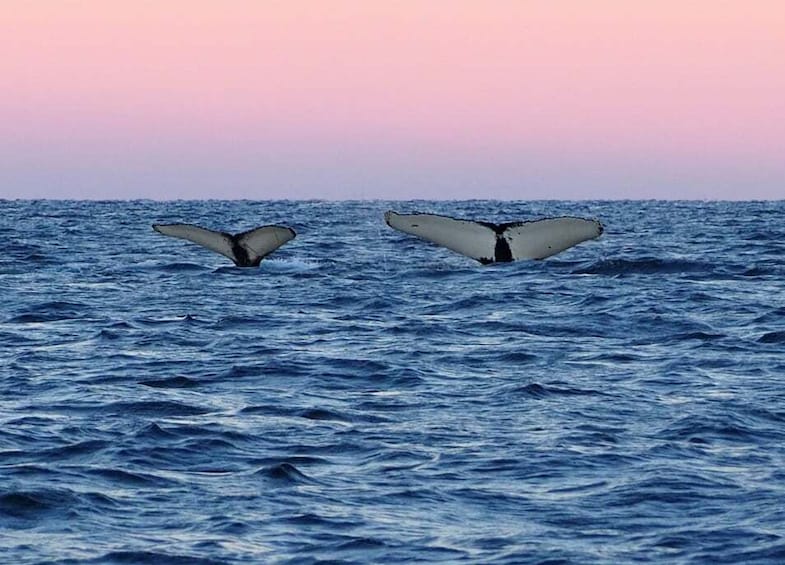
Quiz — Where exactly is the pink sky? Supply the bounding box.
[1,1,784,199]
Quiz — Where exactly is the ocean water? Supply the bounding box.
[1,199,785,564]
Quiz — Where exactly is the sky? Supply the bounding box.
[1,1,784,200]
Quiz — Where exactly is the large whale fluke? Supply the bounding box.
[152,223,296,267]
[384,211,603,264]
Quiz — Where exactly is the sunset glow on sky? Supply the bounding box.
[2,1,784,199]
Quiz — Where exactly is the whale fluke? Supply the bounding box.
[384,211,603,264]
[152,223,296,267]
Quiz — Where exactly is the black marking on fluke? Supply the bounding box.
[476,220,514,263]
[231,240,255,267]
[493,237,513,263]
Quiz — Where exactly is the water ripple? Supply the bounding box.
[2,200,784,563]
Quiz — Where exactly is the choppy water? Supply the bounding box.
[2,199,785,564]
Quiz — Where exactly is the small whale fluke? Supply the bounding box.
[384,211,603,264]
[152,223,296,267]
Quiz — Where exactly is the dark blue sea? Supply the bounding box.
[2,199,785,564]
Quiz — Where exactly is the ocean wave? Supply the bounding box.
[7,300,93,323]
[2,199,785,564]
[572,257,717,276]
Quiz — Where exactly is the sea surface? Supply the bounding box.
[1,199,785,564]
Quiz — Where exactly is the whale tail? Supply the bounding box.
[384,211,602,264]
[153,223,296,267]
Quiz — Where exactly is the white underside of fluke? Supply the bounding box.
[153,223,296,266]
[384,211,602,262]
[385,212,498,262]
[504,217,604,260]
